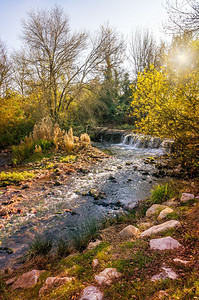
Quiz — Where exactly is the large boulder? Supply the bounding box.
[150,236,183,250]
[140,220,181,238]
[151,266,178,281]
[79,285,104,300]
[95,268,122,285]
[118,225,140,238]
[39,276,73,296]
[12,269,45,289]
[146,204,167,218]
[157,207,174,220]
[180,193,194,203]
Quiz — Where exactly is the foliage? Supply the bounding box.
[148,183,176,205]
[59,155,77,163]
[0,92,34,147]
[130,64,199,139]
[0,170,34,186]
[12,117,91,165]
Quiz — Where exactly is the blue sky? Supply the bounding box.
[0,0,171,51]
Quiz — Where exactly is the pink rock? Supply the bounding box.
[92,259,99,269]
[173,258,190,265]
[87,239,101,250]
[95,268,122,285]
[80,285,104,300]
[180,193,194,203]
[151,267,178,281]
[119,225,140,238]
[12,269,45,289]
[5,277,17,285]
[150,236,183,250]
[39,276,73,296]
[141,220,181,237]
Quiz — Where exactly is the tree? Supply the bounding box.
[0,39,10,96]
[21,6,88,120]
[129,29,164,79]
[96,25,125,124]
[165,0,199,35]
[130,61,199,140]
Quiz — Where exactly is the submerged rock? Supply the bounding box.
[141,220,181,237]
[80,285,104,300]
[150,236,182,250]
[95,268,122,285]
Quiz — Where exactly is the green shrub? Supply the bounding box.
[0,171,35,186]
[34,139,54,151]
[12,138,54,165]
[148,183,175,205]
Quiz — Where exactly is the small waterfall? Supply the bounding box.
[121,134,173,151]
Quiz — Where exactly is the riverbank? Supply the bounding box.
[0,140,198,299]
[1,177,198,299]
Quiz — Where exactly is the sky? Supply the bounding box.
[0,0,171,52]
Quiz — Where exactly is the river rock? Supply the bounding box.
[151,266,178,281]
[180,193,195,203]
[173,258,190,265]
[39,276,73,296]
[92,259,99,269]
[118,225,140,238]
[95,268,122,285]
[150,236,182,250]
[12,269,45,289]
[140,220,181,238]
[87,239,101,250]
[146,204,167,218]
[5,277,17,285]
[157,207,174,220]
[162,198,179,207]
[80,285,104,300]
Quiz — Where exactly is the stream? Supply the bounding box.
[0,135,171,271]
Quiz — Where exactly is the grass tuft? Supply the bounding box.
[27,236,52,259]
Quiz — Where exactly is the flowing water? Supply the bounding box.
[0,134,172,270]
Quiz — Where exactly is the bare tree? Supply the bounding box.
[129,29,163,79]
[19,7,126,122]
[0,39,10,96]
[165,0,199,35]
[21,6,88,119]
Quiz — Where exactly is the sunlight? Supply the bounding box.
[176,51,190,67]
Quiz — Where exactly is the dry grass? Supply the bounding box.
[80,133,91,145]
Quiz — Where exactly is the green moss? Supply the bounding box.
[0,170,35,186]
[59,155,77,163]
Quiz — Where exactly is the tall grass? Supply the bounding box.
[27,236,52,259]
[148,183,175,205]
[12,117,91,165]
